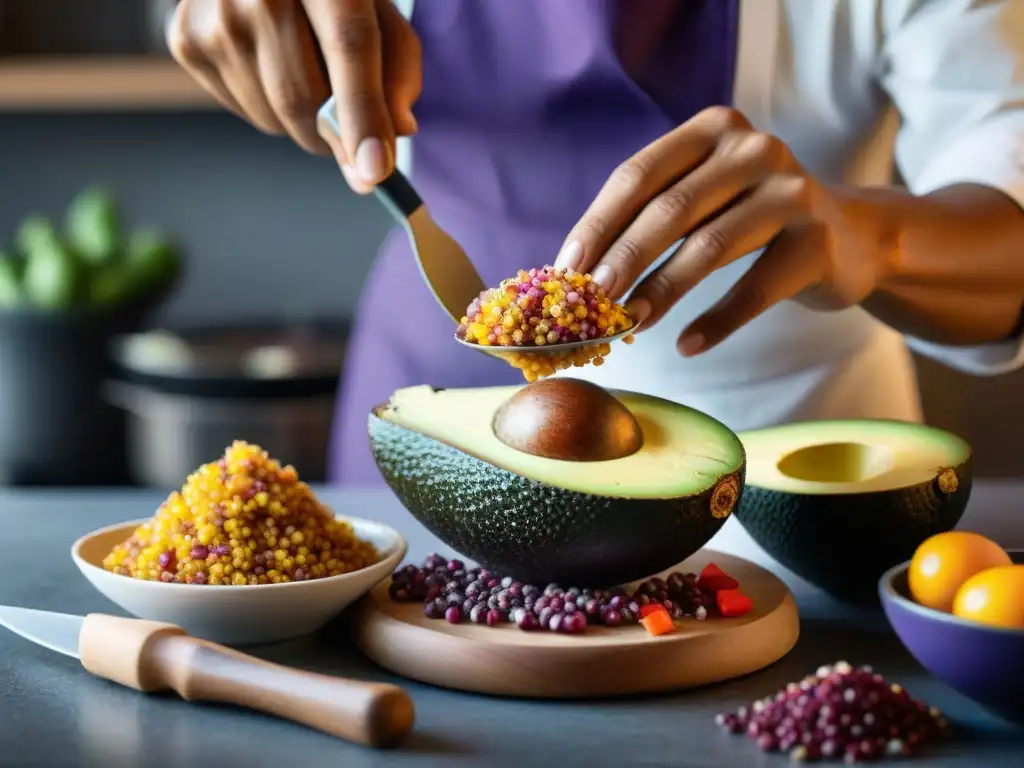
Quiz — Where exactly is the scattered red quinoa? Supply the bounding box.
[388,556,749,634]
[716,662,951,762]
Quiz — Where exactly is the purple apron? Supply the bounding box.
[330,0,739,485]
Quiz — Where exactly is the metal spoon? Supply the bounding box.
[453,327,638,360]
[318,97,484,323]
[317,97,638,357]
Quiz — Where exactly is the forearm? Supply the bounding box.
[848,183,1024,345]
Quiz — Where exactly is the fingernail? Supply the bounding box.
[592,264,615,293]
[678,332,705,357]
[554,240,582,271]
[624,297,652,326]
[355,137,389,183]
[340,163,370,194]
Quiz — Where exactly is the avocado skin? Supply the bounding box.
[735,458,973,602]
[368,413,744,587]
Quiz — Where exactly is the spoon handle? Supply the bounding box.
[79,613,414,748]
[317,95,486,320]
[375,172,423,222]
[317,97,423,224]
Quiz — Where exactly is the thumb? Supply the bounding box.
[317,116,374,195]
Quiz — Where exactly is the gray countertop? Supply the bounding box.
[1,484,1022,768]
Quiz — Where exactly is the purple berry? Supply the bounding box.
[424,599,445,619]
[603,609,623,627]
[564,612,587,634]
[516,611,539,631]
[470,604,488,624]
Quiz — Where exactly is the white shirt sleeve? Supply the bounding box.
[875,0,1024,376]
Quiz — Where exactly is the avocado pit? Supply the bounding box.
[491,378,643,462]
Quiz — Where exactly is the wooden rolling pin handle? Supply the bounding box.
[78,614,414,748]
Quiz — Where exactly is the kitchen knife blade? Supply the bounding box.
[0,606,414,748]
[0,605,82,658]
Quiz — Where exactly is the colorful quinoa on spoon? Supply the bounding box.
[456,265,636,381]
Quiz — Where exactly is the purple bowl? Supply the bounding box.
[879,550,1023,726]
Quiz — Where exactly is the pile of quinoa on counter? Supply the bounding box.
[717,661,951,762]
[102,441,378,585]
[455,265,635,381]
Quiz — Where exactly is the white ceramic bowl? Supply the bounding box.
[72,516,407,645]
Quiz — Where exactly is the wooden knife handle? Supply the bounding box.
[78,613,414,748]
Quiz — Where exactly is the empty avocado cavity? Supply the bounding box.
[776,441,896,484]
[741,420,969,496]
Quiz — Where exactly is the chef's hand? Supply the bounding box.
[167,0,421,193]
[556,106,890,356]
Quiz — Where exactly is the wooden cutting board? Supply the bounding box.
[351,550,800,698]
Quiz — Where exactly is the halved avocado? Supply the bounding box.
[368,382,745,586]
[735,420,973,601]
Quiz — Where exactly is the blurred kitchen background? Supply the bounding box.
[0,1,1020,488]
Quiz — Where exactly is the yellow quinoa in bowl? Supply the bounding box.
[102,441,379,586]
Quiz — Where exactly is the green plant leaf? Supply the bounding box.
[125,229,181,292]
[65,185,122,266]
[17,217,81,310]
[0,251,23,309]
[87,264,135,309]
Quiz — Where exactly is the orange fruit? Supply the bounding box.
[952,565,1024,629]
[907,531,1011,612]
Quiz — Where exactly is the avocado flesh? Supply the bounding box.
[742,419,971,495]
[376,384,743,499]
[368,384,745,586]
[735,420,973,602]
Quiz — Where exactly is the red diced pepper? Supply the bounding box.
[640,609,676,636]
[640,603,669,619]
[716,588,754,618]
[698,562,740,593]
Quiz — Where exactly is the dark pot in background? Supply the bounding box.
[106,319,349,488]
[0,288,164,486]
[0,312,125,485]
